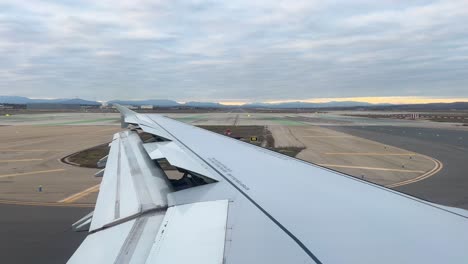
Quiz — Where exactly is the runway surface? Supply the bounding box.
[0,204,89,264]
[329,126,468,209]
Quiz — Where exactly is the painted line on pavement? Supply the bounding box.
[386,156,443,188]
[325,152,416,156]
[58,184,100,203]
[0,159,44,163]
[0,169,66,179]
[0,199,94,208]
[317,164,425,173]
[0,149,64,152]
[304,135,351,138]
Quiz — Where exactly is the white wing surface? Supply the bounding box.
[68,105,468,264]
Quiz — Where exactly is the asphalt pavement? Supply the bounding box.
[0,204,89,264]
[2,120,467,264]
[329,126,468,209]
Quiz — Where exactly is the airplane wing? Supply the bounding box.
[68,105,468,264]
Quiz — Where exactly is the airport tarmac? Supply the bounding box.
[0,112,120,126]
[2,111,467,129]
[0,125,121,205]
[0,204,89,264]
[166,111,468,129]
[0,111,465,263]
[269,125,439,186]
[329,126,468,209]
[0,114,440,200]
[0,125,120,264]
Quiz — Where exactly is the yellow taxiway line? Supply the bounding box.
[0,169,66,179]
[0,158,44,163]
[304,136,351,138]
[317,164,425,173]
[0,199,94,208]
[58,184,100,203]
[0,149,64,152]
[386,156,443,188]
[325,152,416,156]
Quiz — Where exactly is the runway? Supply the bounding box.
[329,126,468,209]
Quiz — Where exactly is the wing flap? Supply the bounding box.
[68,219,138,264]
[68,201,228,264]
[142,142,164,159]
[89,130,172,231]
[145,200,229,264]
[143,141,221,182]
[113,104,220,181]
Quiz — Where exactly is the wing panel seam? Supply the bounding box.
[114,138,122,220]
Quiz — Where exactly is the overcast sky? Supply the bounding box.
[0,0,467,103]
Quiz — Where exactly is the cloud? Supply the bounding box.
[0,0,467,101]
[94,50,121,57]
[187,59,232,66]
[343,1,468,29]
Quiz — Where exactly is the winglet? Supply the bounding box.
[114,104,139,128]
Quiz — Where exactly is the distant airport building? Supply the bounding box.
[26,103,100,110]
[0,103,26,110]
[27,103,80,110]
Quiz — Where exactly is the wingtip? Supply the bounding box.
[114,104,135,115]
[114,104,138,128]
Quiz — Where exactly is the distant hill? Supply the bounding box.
[108,99,230,108]
[0,96,100,105]
[48,98,100,105]
[108,99,180,107]
[243,101,375,108]
[184,101,226,108]
[0,96,32,104]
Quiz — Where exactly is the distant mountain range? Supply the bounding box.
[243,101,378,108]
[2,96,468,110]
[107,99,180,107]
[107,99,224,108]
[0,96,231,108]
[107,99,379,108]
[0,96,100,105]
[0,96,390,108]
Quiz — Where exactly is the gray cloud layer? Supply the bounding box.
[0,0,467,101]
